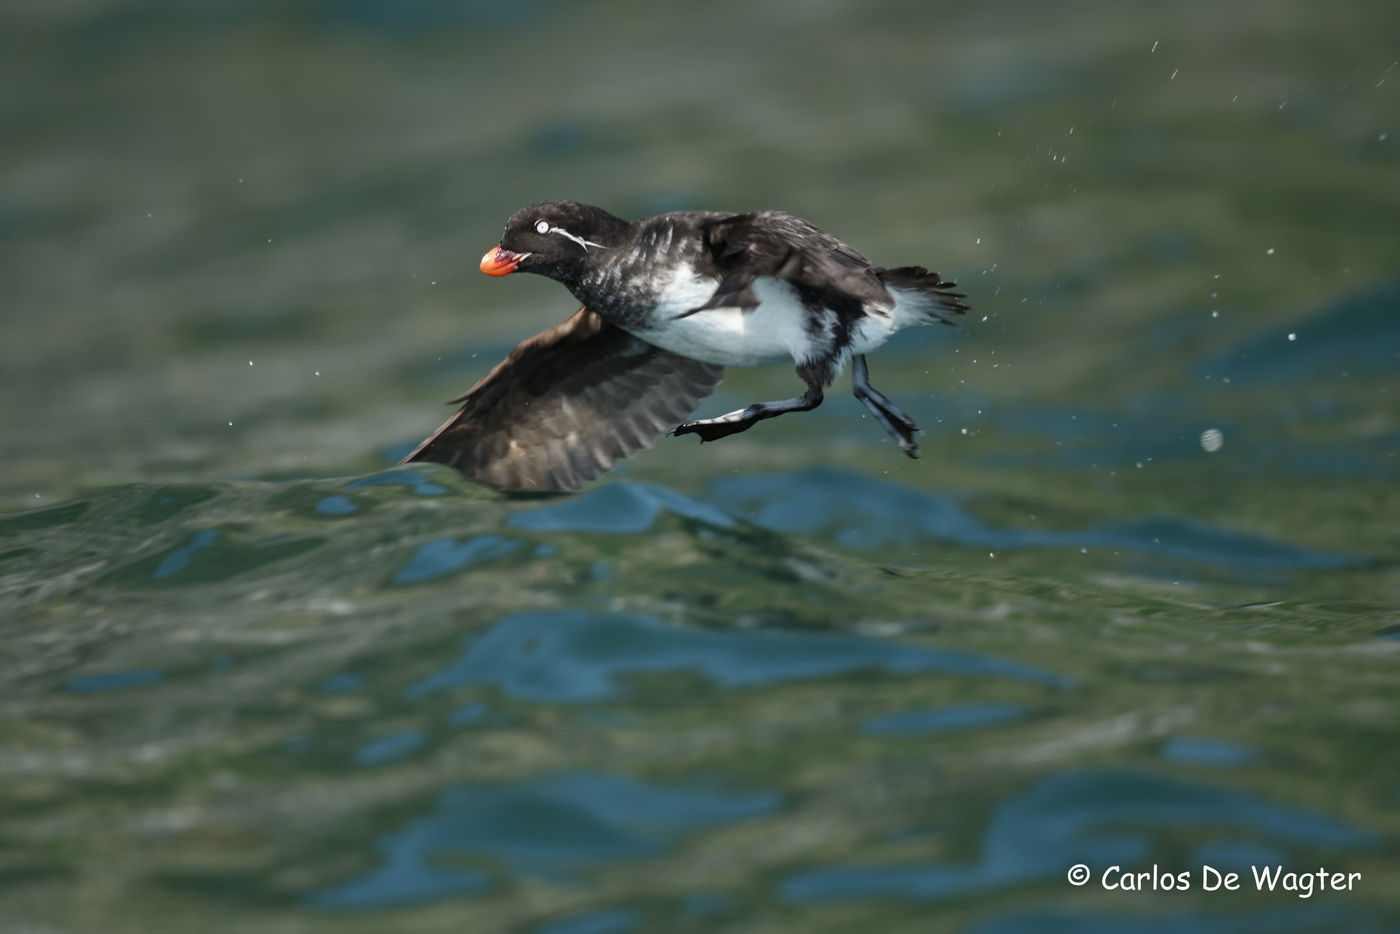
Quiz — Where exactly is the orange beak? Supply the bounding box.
[480,245,528,276]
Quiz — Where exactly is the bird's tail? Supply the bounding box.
[875,266,969,326]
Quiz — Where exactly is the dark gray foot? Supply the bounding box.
[670,408,762,442]
[670,388,824,443]
[852,355,920,458]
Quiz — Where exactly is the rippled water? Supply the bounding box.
[3,2,1398,932]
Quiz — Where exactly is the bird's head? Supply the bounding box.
[480,201,629,284]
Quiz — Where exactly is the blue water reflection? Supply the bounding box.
[533,907,639,934]
[66,668,164,693]
[404,611,1070,703]
[354,729,425,766]
[780,769,1370,903]
[966,903,1366,934]
[863,702,1028,737]
[508,482,732,533]
[711,469,1359,568]
[448,700,491,727]
[1194,280,1400,385]
[153,529,219,579]
[1189,840,1286,873]
[306,831,490,910]
[346,469,447,496]
[1161,736,1258,767]
[314,495,358,516]
[307,772,780,910]
[318,672,364,694]
[393,534,522,584]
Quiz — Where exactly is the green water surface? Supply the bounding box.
[2,2,1397,932]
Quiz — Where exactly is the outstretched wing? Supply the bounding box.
[685,211,893,318]
[402,308,724,492]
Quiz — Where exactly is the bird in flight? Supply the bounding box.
[402,201,967,492]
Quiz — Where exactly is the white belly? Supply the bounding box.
[850,310,899,355]
[629,272,826,366]
[850,288,930,355]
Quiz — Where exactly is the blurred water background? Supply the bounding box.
[2,1,1398,932]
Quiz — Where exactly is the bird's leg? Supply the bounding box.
[670,362,827,443]
[851,354,920,458]
[670,386,823,443]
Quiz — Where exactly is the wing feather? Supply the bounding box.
[402,307,724,492]
[695,211,893,318]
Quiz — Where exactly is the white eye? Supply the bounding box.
[534,220,550,235]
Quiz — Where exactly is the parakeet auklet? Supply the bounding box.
[402,201,968,492]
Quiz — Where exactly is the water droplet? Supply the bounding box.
[1287,332,1296,342]
[1266,247,1276,255]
